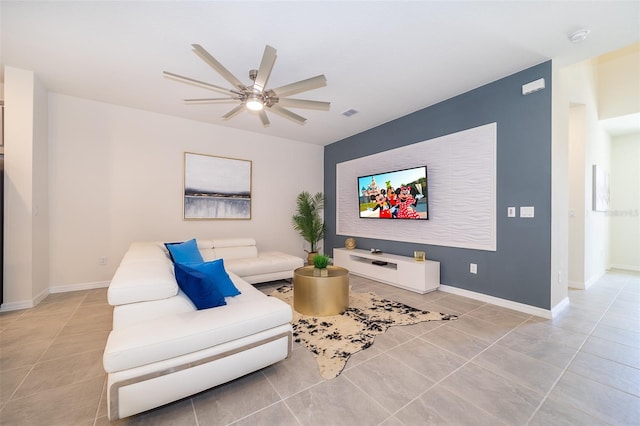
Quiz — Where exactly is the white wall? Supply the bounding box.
[598,43,640,120]
[550,62,570,311]
[610,132,640,271]
[564,59,612,289]
[336,123,497,251]
[5,92,323,302]
[3,67,49,308]
[568,105,586,285]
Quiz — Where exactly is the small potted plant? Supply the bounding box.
[312,253,331,276]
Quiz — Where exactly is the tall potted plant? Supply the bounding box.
[292,191,326,264]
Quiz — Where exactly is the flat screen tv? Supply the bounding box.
[358,165,428,220]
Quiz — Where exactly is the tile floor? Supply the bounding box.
[0,270,638,425]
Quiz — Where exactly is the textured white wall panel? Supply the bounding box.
[336,123,496,251]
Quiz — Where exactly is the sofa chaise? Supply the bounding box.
[102,239,303,420]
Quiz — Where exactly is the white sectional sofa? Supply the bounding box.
[199,238,304,284]
[102,239,303,420]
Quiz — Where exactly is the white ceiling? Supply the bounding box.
[1,1,639,146]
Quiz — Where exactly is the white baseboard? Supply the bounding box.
[584,270,606,290]
[0,299,35,312]
[49,281,110,293]
[0,287,50,312]
[439,284,553,319]
[551,297,570,318]
[609,264,640,272]
[568,280,585,290]
[1,281,109,312]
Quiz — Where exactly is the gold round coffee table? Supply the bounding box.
[293,266,349,316]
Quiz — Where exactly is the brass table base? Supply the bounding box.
[293,266,349,316]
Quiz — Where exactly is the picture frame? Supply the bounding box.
[183,152,252,220]
[592,164,609,212]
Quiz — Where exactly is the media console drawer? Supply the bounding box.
[333,248,440,294]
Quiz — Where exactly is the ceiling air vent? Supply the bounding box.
[341,108,359,117]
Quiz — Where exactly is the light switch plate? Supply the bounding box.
[507,207,516,217]
[520,206,535,218]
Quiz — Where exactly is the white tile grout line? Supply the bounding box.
[191,398,202,426]
[2,291,89,412]
[523,282,628,425]
[256,368,305,426]
[246,286,472,425]
[93,376,108,426]
[382,303,525,425]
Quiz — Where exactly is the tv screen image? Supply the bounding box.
[358,166,428,220]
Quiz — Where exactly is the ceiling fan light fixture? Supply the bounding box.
[166,44,329,126]
[246,94,264,111]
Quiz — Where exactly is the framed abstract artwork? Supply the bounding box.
[183,152,252,220]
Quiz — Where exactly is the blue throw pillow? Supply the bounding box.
[165,239,204,264]
[174,263,226,310]
[187,259,241,297]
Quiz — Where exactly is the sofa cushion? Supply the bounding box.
[103,297,293,372]
[174,263,227,310]
[184,259,241,297]
[111,273,262,329]
[196,239,214,249]
[108,260,178,306]
[209,245,259,261]
[211,238,256,248]
[224,251,304,277]
[165,239,204,264]
[119,242,170,265]
[112,290,196,329]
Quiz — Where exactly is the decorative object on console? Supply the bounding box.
[370,248,382,254]
[413,251,426,261]
[344,237,356,250]
[184,152,251,220]
[164,44,330,127]
[270,285,457,379]
[312,253,331,277]
[292,191,327,264]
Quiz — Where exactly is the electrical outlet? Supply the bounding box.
[507,207,516,218]
[520,206,535,218]
[99,256,107,265]
[470,263,477,274]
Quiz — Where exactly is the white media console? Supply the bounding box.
[333,248,440,294]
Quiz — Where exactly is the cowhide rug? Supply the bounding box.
[269,285,457,379]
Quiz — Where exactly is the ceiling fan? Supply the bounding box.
[163,44,330,127]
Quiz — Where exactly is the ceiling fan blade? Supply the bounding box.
[222,104,245,120]
[277,98,330,111]
[163,71,237,96]
[254,45,277,92]
[258,109,270,127]
[269,104,307,125]
[192,44,245,90]
[271,75,327,97]
[184,98,240,104]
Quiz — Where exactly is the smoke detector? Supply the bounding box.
[569,29,590,43]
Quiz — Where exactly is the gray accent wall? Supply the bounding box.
[324,61,552,309]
